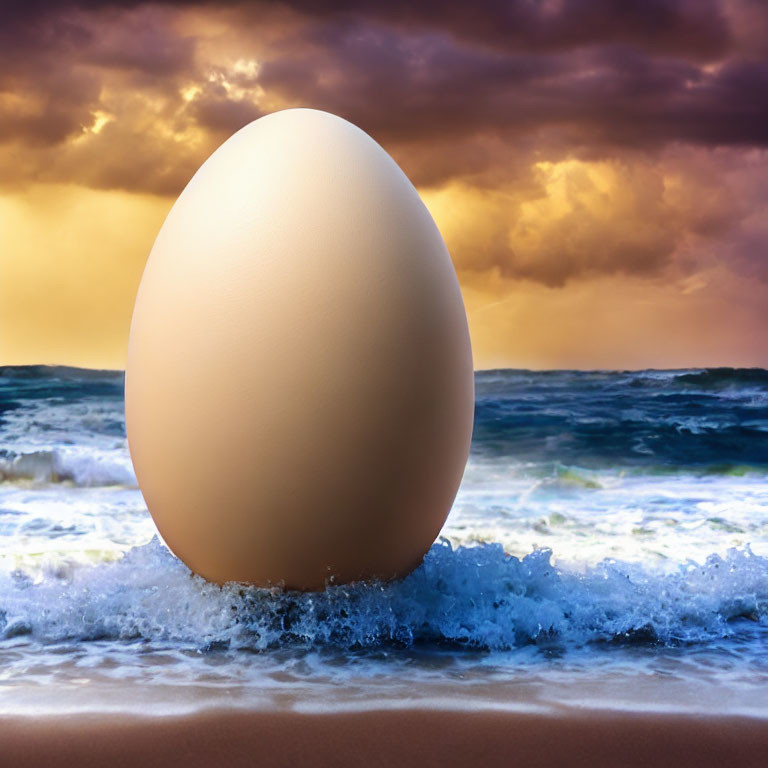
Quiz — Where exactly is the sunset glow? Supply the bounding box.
[1,1,766,369]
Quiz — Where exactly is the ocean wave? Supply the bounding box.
[0,449,136,487]
[1,538,765,651]
[669,368,768,391]
[473,368,768,469]
[3,366,767,474]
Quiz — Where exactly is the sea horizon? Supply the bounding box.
[2,363,767,375]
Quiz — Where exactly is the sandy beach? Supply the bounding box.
[2,708,767,768]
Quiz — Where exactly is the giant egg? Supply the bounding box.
[125,108,474,590]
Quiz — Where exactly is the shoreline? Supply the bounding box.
[2,708,767,768]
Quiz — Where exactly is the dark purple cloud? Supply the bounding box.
[1,0,732,57]
[0,0,764,155]
[260,0,732,58]
[0,0,765,286]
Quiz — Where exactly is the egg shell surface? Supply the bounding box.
[125,108,474,590]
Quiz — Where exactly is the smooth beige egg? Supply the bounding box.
[125,108,474,590]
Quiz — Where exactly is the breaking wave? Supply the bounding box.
[1,538,765,652]
[0,449,136,487]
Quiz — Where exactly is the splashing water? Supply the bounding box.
[1,365,767,715]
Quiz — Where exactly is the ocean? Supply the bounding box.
[1,366,767,716]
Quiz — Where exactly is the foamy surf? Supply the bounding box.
[1,365,767,715]
[0,448,136,487]
[2,536,766,651]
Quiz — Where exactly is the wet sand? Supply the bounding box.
[2,708,767,768]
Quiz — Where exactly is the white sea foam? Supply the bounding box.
[0,394,134,487]
[1,537,766,651]
[0,448,136,487]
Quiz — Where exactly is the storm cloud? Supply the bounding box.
[0,0,766,287]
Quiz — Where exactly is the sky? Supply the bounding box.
[1,0,767,370]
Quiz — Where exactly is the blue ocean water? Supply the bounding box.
[0,366,767,715]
